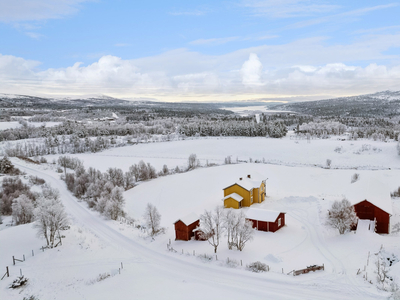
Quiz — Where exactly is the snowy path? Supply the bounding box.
[13,161,385,300]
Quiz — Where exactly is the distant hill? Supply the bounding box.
[271,91,400,117]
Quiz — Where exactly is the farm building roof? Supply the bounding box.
[245,208,283,223]
[344,178,392,215]
[174,212,199,226]
[222,193,244,202]
[223,174,266,191]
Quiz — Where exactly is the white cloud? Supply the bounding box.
[241,53,264,86]
[1,33,400,100]
[189,36,240,45]
[0,0,90,22]
[242,0,339,18]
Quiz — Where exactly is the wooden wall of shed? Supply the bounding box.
[174,220,200,241]
[354,200,390,234]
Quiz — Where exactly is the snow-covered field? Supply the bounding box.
[1,136,400,299]
[43,134,400,172]
[0,121,61,130]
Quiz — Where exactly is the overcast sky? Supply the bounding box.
[0,0,399,102]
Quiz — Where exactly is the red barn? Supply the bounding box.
[245,208,286,232]
[174,213,200,241]
[345,179,392,234]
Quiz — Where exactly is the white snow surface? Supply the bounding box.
[246,208,281,222]
[40,135,400,173]
[0,121,61,130]
[1,135,400,299]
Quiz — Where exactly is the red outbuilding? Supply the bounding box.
[174,213,200,241]
[345,179,392,234]
[245,208,286,232]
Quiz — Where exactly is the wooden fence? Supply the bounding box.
[291,264,324,276]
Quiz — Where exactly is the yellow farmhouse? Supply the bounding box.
[223,175,267,209]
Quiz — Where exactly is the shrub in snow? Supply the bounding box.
[225,258,239,268]
[392,223,400,234]
[143,203,163,237]
[34,185,69,248]
[0,156,14,174]
[23,296,40,300]
[187,153,200,171]
[9,276,28,289]
[198,253,213,262]
[326,199,357,234]
[391,187,400,198]
[0,177,34,215]
[199,206,224,253]
[351,173,360,183]
[246,261,269,273]
[12,194,34,225]
[326,159,332,169]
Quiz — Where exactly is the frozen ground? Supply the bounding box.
[1,136,399,299]
[42,134,400,172]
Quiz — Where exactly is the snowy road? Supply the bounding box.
[14,160,386,300]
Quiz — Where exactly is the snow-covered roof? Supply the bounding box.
[245,208,283,222]
[174,212,199,226]
[222,193,243,202]
[224,174,265,191]
[344,178,392,215]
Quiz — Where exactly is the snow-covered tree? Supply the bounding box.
[327,199,357,234]
[0,156,14,174]
[199,206,224,253]
[143,203,162,237]
[34,186,68,248]
[104,186,125,220]
[187,153,198,171]
[11,194,34,225]
[223,210,254,251]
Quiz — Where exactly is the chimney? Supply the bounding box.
[247,174,251,179]
[239,177,242,180]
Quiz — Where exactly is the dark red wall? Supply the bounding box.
[354,200,390,234]
[247,213,285,233]
[174,220,200,241]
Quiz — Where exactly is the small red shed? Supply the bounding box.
[245,208,286,232]
[174,213,200,241]
[345,179,392,234]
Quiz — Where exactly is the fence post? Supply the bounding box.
[121,262,123,269]
[119,268,120,275]
[20,269,22,276]
[282,268,284,274]
[216,255,217,261]
[241,260,242,266]
[7,266,9,278]
[23,255,25,261]
[193,250,195,256]
[32,250,34,257]
[13,256,15,265]
[182,249,183,254]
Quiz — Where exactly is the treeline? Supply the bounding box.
[177,120,287,138]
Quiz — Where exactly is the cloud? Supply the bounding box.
[289,3,399,29]
[242,0,339,18]
[1,33,400,100]
[189,37,240,45]
[25,32,45,39]
[241,53,264,86]
[0,0,90,22]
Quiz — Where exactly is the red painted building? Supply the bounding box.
[245,208,286,232]
[353,200,391,234]
[345,179,392,234]
[174,213,200,241]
